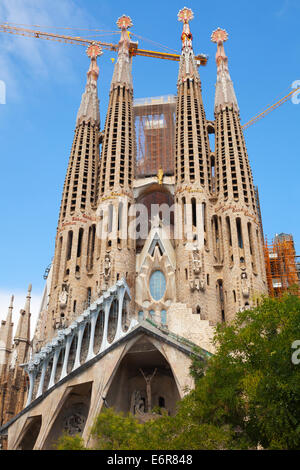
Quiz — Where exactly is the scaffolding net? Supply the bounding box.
[134,95,176,179]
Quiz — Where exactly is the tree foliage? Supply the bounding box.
[57,294,300,450]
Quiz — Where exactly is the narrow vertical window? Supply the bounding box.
[108,204,113,233]
[202,203,207,233]
[77,228,84,257]
[118,202,123,231]
[191,198,197,228]
[87,224,96,270]
[226,216,232,246]
[55,236,63,284]
[182,197,186,240]
[247,223,253,255]
[236,218,243,249]
[66,231,73,260]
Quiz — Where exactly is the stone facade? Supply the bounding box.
[0,9,267,449]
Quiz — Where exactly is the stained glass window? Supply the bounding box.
[161,309,167,325]
[138,311,144,322]
[149,270,166,301]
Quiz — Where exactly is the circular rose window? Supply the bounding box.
[149,270,166,301]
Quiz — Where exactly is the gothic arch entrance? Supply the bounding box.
[42,381,92,450]
[105,336,181,418]
[16,415,42,450]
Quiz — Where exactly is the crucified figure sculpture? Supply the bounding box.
[139,368,157,413]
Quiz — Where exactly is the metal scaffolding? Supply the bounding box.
[264,233,300,297]
[134,95,176,178]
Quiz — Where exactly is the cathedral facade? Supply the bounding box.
[0,9,267,450]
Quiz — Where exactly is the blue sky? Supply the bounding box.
[0,0,299,329]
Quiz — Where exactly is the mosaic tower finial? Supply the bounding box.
[76,43,102,126]
[178,7,194,24]
[211,28,229,67]
[110,14,134,89]
[211,27,238,111]
[177,7,199,83]
[178,7,194,50]
[116,14,133,30]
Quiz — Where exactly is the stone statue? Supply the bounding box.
[103,254,111,281]
[131,390,145,415]
[59,284,68,308]
[192,249,202,275]
[63,412,86,435]
[139,368,157,412]
[157,168,164,185]
[241,272,250,298]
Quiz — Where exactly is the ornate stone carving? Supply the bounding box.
[63,410,86,435]
[192,249,202,275]
[103,255,111,281]
[139,368,157,412]
[241,272,250,298]
[131,390,145,415]
[59,284,68,309]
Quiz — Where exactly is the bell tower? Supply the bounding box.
[211,28,267,320]
[174,8,218,322]
[96,15,136,310]
[40,44,102,345]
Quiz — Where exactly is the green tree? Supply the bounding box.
[56,433,86,450]
[184,294,300,449]
[57,294,300,450]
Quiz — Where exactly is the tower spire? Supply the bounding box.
[212,28,267,320]
[177,7,200,83]
[0,296,14,375]
[111,15,134,89]
[174,8,217,320]
[211,28,238,112]
[76,43,102,127]
[14,284,31,345]
[44,43,102,342]
[96,14,136,302]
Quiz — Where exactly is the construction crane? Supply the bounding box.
[0,23,297,129]
[242,87,300,130]
[0,23,208,65]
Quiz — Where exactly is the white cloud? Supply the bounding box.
[0,0,107,101]
[276,0,300,17]
[0,288,43,340]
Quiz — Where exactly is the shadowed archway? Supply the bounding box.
[42,381,92,450]
[16,415,42,450]
[105,335,181,417]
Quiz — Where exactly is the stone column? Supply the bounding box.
[73,324,85,371]
[116,286,126,339]
[60,334,73,380]
[25,369,37,407]
[99,296,113,353]
[36,359,49,398]
[48,348,61,389]
[86,311,99,362]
